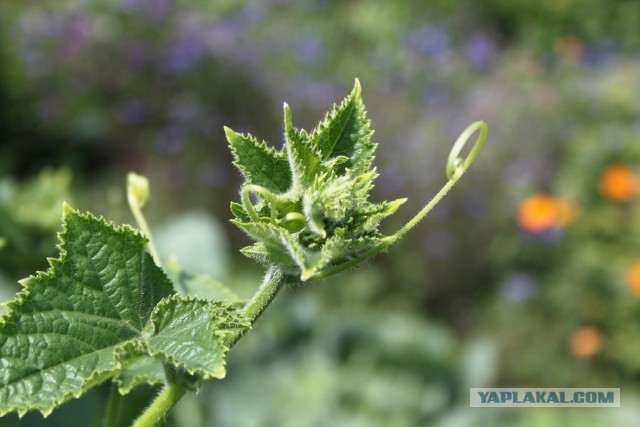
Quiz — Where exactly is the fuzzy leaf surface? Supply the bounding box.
[228,80,403,281]
[0,207,244,416]
[308,80,376,175]
[146,295,247,376]
[226,127,292,193]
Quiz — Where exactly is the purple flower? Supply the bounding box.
[406,25,451,58]
[162,37,207,73]
[464,34,496,71]
[583,42,617,67]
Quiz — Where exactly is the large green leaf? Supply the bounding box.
[0,206,245,416]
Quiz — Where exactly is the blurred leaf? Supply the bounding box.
[164,257,243,305]
[116,358,165,395]
[154,211,229,280]
[8,168,71,229]
[458,337,499,388]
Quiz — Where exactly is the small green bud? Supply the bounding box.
[127,172,150,209]
[282,212,306,233]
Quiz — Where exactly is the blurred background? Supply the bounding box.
[2,0,640,426]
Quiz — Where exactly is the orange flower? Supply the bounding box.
[570,326,601,359]
[626,260,640,295]
[600,164,635,202]
[517,193,577,232]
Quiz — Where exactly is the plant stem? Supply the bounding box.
[394,121,487,241]
[129,268,285,426]
[306,173,469,281]
[131,384,186,427]
[306,156,462,281]
[241,184,279,223]
[103,382,122,427]
[129,201,162,266]
[391,176,458,241]
[227,267,286,347]
[306,121,487,282]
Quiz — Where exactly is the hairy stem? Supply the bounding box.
[305,237,394,281]
[103,382,122,427]
[129,121,486,425]
[131,384,186,427]
[130,268,286,426]
[391,175,459,241]
[306,121,487,282]
[227,267,286,346]
[395,121,487,239]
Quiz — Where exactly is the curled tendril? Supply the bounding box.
[241,184,279,224]
[446,121,488,181]
[305,120,488,281]
[241,184,306,232]
[239,121,487,281]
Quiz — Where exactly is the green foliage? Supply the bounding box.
[0,169,71,284]
[0,206,246,417]
[228,80,406,281]
[0,79,485,425]
[226,129,292,194]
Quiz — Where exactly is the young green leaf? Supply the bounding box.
[227,80,487,282]
[308,78,375,175]
[0,206,246,417]
[227,80,401,281]
[284,103,322,191]
[226,127,292,194]
[116,295,248,381]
